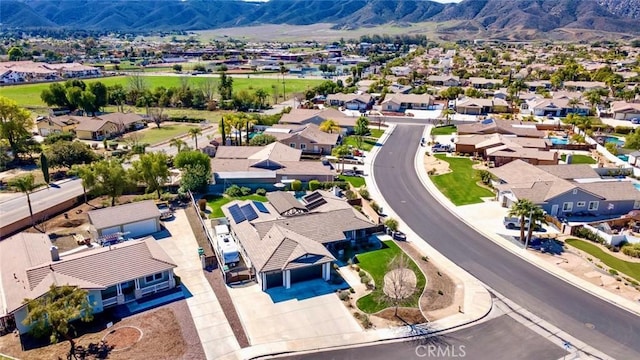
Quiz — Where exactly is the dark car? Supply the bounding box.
[392,231,407,241]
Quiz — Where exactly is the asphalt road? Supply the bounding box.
[372,124,640,359]
[283,315,567,360]
[0,178,83,232]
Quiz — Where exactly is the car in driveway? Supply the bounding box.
[503,216,541,230]
[431,143,452,153]
[631,118,640,124]
[392,231,407,241]
[156,201,174,220]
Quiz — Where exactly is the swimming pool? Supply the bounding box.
[634,183,640,192]
[618,154,629,162]
[549,137,568,145]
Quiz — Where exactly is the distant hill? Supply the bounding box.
[2,0,639,39]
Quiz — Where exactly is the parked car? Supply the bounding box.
[503,216,541,230]
[631,118,640,124]
[156,201,174,220]
[392,231,407,241]
[431,144,451,153]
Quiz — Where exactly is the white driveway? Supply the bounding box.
[157,210,240,360]
[228,280,362,346]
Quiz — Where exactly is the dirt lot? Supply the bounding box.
[424,154,451,176]
[0,300,204,360]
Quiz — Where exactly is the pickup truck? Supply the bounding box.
[503,217,541,230]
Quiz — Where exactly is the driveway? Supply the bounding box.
[228,279,362,346]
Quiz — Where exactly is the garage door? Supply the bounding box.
[122,218,158,238]
[101,226,121,237]
[265,272,282,289]
[290,264,323,284]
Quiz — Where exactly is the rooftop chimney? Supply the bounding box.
[50,246,60,262]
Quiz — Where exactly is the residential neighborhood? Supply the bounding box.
[1,28,640,360]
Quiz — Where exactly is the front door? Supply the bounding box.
[551,204,559,216]
[121,280,136,302]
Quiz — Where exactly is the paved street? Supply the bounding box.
[0,178,83,232]
[373,124,640,359]
[282,315,567,360]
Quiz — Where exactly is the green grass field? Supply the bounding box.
[565,239,640,282]
[338,175,365,188]
[133,124,200,145]
[0,75,323,107]
[430,154,495,206]
[206,194,267,218]
[560,154,596,164]
[430,125,457,136]
[355,241,426,314]
[343,136,378,151]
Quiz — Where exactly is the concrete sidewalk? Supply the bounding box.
[157,210,240,360]
[412,125,640,318]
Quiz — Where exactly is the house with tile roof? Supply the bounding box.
[220,190,378,290]
[489,160,640,217]
[326,93,373,110]
[455,134,555,166]
[211,142,335,185]
[457,118,544,138]
[454,97,509,115]
[279,108,357,133]
[610,101,640,120]
[265,123,340,155]
[87,200,162,239]
[36,112,146,139]
[380,93,434,112]
[0,233,177,334]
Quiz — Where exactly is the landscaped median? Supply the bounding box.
[428,154,494,206]
[565,238,640,283]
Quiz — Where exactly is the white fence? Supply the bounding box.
[583,224,640,246]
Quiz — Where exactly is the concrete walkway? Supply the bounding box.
[157,210,240,360]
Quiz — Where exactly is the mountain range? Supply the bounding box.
[1,0,639,39]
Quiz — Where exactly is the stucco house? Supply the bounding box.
[381,94,434,112]
[221,191,378,290]
[610,101,640,120]
[266,123,340,155]
[36,116,80,136]
[88,200,162,239]
[0,233,177,334]
[211,142,335,185]
[522,98,590,117]
[427,75,460,87]
[489,160,640,216]
[279,108,357,134]
[74,118,120,140]
[456,134,551,156]
[457,118,544,138]
[468,77,502,89]
[326,93,373,110]
[455,97,509,115]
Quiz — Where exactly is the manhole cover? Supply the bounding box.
[585,323,595,329]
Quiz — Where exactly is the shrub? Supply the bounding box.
[353,205,363,213]
[438,290,444,296]
[359,188,370,200]
[609,269,619,276]
[200,210,206,219]
[344,190,357,200]
[574,227,606,244]
[428,168,437,176]
[338,290,350,301]
[614,126,634,135]
[353,265,360,272]
[421,255,429,262]
[358,270,366,277]
[370,200,380,214]
[360,275,371,284]
[384,218,399,232]
[255,188,267,196]
[240,186,252,196]
[225,185,242,197]
[291,179,303,191]
[349,287,355,294]
[622,243,640,258]
[44,131,75,145]
[197,198,207,211]
[308,180,321,191]
[333,263,339,270]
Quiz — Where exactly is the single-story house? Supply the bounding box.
[522,98,590,117]
[610,101,640,120]
[525,81,552,91]
[390,66,412,77]
[457,118,545,138]
[381,93,434,112]
[326,93,372,110]
[74,117,120,141]
[221,190,378,290]
[486,146,558,167]
[279,108,357,134]
[88,200,162,238]
[455,97,509,115]
[563,81,607,92]
[36,115,80,136]
[98,112,147,132]
[267,123,340,155]
[489,160,640,216]
[211,142,335,185]
[0,233,177,334]
[427,75,460,87]
[468,77,503,89]
[455,134,551,155]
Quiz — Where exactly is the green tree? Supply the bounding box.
[45,141,99,169]
[0,97,35,161]
[9,173,37,226]
[249,133,277,146]
[625,128,640,150]
[69,164,93,203]
[40,153,50,186]
[384,217,399,232]
[174,150,211,173]
[525,207,548,247]
[605,142,619,155]
[88,82,108,112]
[8,46,24,61]
[218,71,233,101]
[188,127,203,150]
[107,84,127,112]
[169,138,187,153]
[354,116,370,136]
[320,119,341,134]
[82,159,133,206]
[255,88,268,109]
[442,108,456,125]
[173,64,183,72]
[131,152,170,198]
[23,285,93,359]
[507,199,537,244]
[41,83,71,109]
[332,144,351,172]
[180,163,210,193]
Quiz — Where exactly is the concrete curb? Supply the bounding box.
[413,125,640,317]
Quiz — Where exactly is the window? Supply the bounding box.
[289,143,296,148]
[300,143,306,150]
[635,200,640,210]
[576,201,586,207]
[588,201,599,211]
[562,202,573,212]
[145,273,163,283]
[572,189,578,195]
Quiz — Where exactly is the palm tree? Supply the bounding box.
[280,63,287,101]
[9,173,37,226]
[188,127,203,150]
[508,199,537,243]
[332,144,351,173]
[442,108,456,125]
[169,138,187,153]
[567,97,580,115]
[320,119,341,134]
[525,207,548,247]
[255,88,268,109]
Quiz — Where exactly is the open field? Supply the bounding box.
[1,76,323,108]
[566,239,640,282]
[430,154,495,206]
[355,240,426,314]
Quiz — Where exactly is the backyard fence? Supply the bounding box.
[187,190,217,269]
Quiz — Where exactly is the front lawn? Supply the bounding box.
[369,129,384,139]
[206,194,267,218]
[560,154,596,164]
[355,241,426,314]
[135,124,200,145]
[429,154,494,206]
[343,136,378,151]
[430,125,457,136]
[565,239,640,282]
[338,175,365,188]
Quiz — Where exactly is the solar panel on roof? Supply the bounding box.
[240,204,258,221]
[305,198,327,210]
[253,201,269,213]
[303,192,322,203]
[229,204,246,224]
